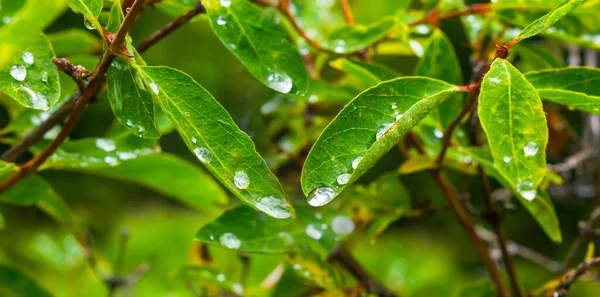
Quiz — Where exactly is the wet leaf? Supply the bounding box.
[511,0,586,44]
[179,266,244,296]
[0,265,55,297]
[330,58,381,86]
[203,0,308,95]
[139,66,293,219]
[301,77,464,206]
[525,67,600,115]
[70,0,103,35]
[479,59,548,200]
[0,34,60,110]
[323,17,397,54]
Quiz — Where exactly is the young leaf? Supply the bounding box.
[511,0,586,44]
[479,59,548,199]
[458,147,561,243]
[0,34,60,110]
[330,58,381,86]
[203,0,308,95]
[525,67,600,115]
[0,265,55,297]
[138,66,293,219]
[69,0,104,35]
[323,17,397,54]
[301,77,464,206]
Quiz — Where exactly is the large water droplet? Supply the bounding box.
[331,215,354,235]
[96,138,116,152]
[194,147,213,163]
[232,283,243,295]
[308,187,335,207]
[503,156,512,163]
[516,181,536,201]
[22,52,34,65]
[19,86,47,110]
[256,196,292,219]
[84,18,95,30]
[333,39,346,53]
[216,16,227,25]
[234,170,250,189]
[148,82,159,95]
[219,233,241,249]
[352,156,363,170]
[220,0,231,6]
[266,72,293,94]
[523,142,538,156]
[305,224,322,240]
[10,65,26,81]
[337,173,351,185]
[434,129,444,139]
[376,123,394,140]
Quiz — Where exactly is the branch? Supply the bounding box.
[328,246,398,297]
[554,257,600,297]
[52,58,92,91]
[0,0,146,195]
[1,2,203,164]
[408,4,492,27]
[339,0,355,25]
[562,207,600,272]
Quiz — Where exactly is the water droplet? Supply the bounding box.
[391,102,398,110]
[191,136,197,144]
[41,71,48,83]
[234,170,250,189]
[219,233,241,249]
[488,77,501,84]
[395,114,403,121]
[10,65,26,81]
[415,24,430,35]
[22,52,34,65]
[220,0,231,6]
[104,156,119,166]
[503,156,512,163]
[337,173,351,185]
[308,187,336,207]
[463,156,473,164]
[232,283,243,295]
[217,274,226,282]
[267,72,293,94]
[117,151,137,160]
[96,139,116,152]
[333,40,346,53]
[516,181,536,201]
[305,224,322,240]
[3,16,11,24]
[194,147,213,163]
[331,215,354,235]
[256,196,292,219]
[84,18,95,30]
[19,86,47,110]
[376,123,394,140]
[352,156,363,170]
[315,212,323,220]
[523,142,538,156]
[148,82,159,95]
[216,16,226,25]
[434,129,444,139]
[293,263,302,270]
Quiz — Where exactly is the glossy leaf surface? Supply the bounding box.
[69,0,103,35]
[511,0,586,44]
[323,17,397,54]
[0,265,54,297]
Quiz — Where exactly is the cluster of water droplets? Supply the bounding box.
[255,196,292,219]
[8,51,52,110]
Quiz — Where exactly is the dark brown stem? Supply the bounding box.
[0,0,146,195]
[555,257,600,296]
[408,3,492,27]
[136,0,205,53]
[328,246,398,297]
[52,58,92,91]
[339,0,355,24]
[1,1,201,164]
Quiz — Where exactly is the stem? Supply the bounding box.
[0,0,146,195]
[562,207,600,272]
[436,87,478,165]
[1,2,203,164]
[555,257,600,296]
[339,0,355,24]
[408,3,492,27]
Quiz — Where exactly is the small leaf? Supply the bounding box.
[525,67,600,115]
[301,77,464,206]
[139,66,293,219]
[584,241,595,262]
[0,34,60,110]
[330,58,381,86]
[47,29,101,56]
[323,17,397,54]
[511,0,586,44]
[0,265,55,297]
[479,59,548,198]
[398,155,437,174]
[70,0,104,34]
[458,147,562,243]
[204,0,308,94]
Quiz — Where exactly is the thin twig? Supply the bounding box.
[339,0,355,24]
[52,58,92,91]
[0,0,146,195]
[408,3,492,27]
[562,207,600,272]
[554,257,600,297]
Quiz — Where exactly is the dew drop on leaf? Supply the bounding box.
[104,156,119,166]
[219,233,241,249]
[216,16,226,25]
[488,77,501,84]
[376,123,394,140]
[516,181,536,201]
[234,170,250,189]
[352,156,363,170]
[331,215,354,235]
[255,196,291,219]
[84,18,95,30]
[434,128,444,139]
[305,224,323,240]
[337,173,351,185]
[523,141,539,156]
[266,72,293,94]
[217,274,225,282]
[308,187,335,207]
[22,52,34,65]
[194,147,213,163]
[19,86,47,110]
[191,136,197,144]
[41,71,48,83]
[148,82,159,95]
[503,156,512,163]
[10,65,26,81]
[95,138,116,152]
[220,0,231,6]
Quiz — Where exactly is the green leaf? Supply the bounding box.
[458,147,562,243]
[330,58,382,87]
[0,34,60,110]
[196,205,354,255]
[511,0,587,44]
[453,280,496,297]
[351,60,401,81]
[513,43,564,73]
[0,0,69,69]
[525,67,600,115]
[0,210,4,230]
[323,17,397,54]
[479,59,548,199]
[286,245,342,289]
[399,155,437,174]
[138,66,293,219]
[0,265,55,297]
[47,29,101,56]
[155,0,200,21]
[301,77,464,206]
[203,0,308,95]
[179,266,244,296]
[107,57,160,139]
[69,0,104,35]
[415,29,463,127]
[0,161,72,225]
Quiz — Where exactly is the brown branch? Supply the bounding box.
[136,0,205,53]
[1,2,202,164]
[0,0,146,195]
[328,246,398,297]
[554,257,600,297]
[52,58,92,91]
[562,207,600,272]
[408,3,492,27]
[339,0,355,25]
